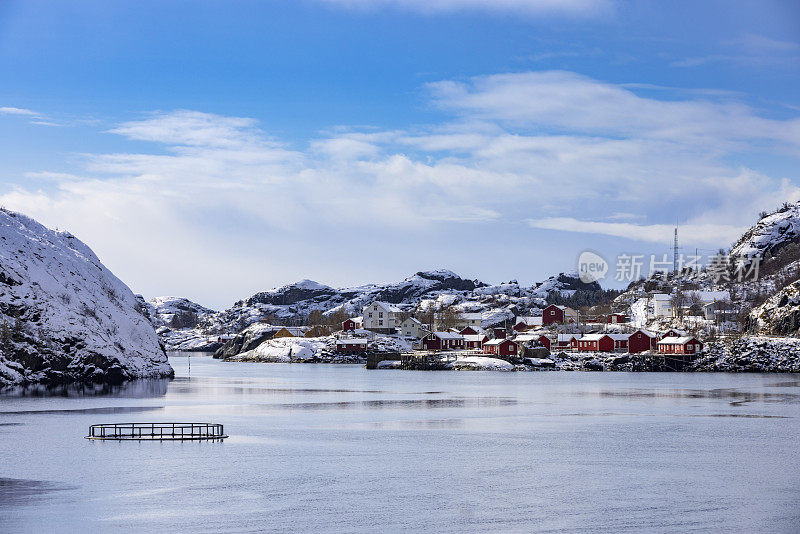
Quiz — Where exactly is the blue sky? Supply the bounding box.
[1,0,799,308]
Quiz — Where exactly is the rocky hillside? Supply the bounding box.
[196,269,601,335]
[0,209,173,388]
[747,281,800,336]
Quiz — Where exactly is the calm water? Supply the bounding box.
[1,354,799,533]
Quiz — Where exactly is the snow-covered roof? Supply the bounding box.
[664,328,689,336]
[514,333,547,342]
[460,312,483,320]
[366,301,403,313]
[689,290,730,303]
[484,338,516,346]
[633,329,656,337]
[651,293,672,301]
[557,333,579,342]
[429,331,464,340]
[515,316,543,326]
[463,334,487,342]
[403,317,423,325]
[336,338,368,345]
[658,336,698,345]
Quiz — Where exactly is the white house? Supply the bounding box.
[649,293,674,318]
[399,317,430,339]
[362,301,403,334]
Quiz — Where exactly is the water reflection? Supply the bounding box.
[0,378,171,399]
[0,478,73,508]
[578,388,800,405]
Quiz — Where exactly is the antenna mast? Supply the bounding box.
[673,225,679,274]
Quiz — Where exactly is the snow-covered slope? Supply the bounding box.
[0,209,172,388]
[731,201,800,261]
[197,269,600,335]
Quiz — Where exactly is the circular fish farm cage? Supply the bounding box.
[86,423,227,441]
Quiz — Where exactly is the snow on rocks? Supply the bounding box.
[446,356,515,371]
[0,209,172,388]
[227,337,332,362]
[691,336,800,372]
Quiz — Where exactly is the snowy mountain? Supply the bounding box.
[195,269,600,336]
[0,209,172,388]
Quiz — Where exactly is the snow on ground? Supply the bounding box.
[376,359,402,369]
[446,356,515,371]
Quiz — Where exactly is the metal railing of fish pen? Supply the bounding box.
[86,422,227,441]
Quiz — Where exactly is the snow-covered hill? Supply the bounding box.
[0,209,172,388]
[196,269,600,335]
[146,296,215,329]
[731,201,800,261]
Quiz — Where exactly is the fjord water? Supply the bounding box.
[1,355,799,533]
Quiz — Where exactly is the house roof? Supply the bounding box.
[651,293,672,301]
[658,336,698,345]
[367,301,403,313]
[633,329,656,337]
[429,331,464,340]
[336,338,368,345]
[516,316,543,326]
[464,334,487,342]
[514,333,548,342]
[664,328,689,336]
[557,333,579,342]
[403,317,423,326]
[460,312,483,320]
[484,338,516,346]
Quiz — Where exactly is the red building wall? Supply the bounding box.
[542,305,564,326]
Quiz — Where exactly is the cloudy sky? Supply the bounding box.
[1,0,798,308]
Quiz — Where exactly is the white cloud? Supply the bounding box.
[2,71,798,303]
[318,0,611,17]
[427,71,800,152]
[526,218,745,248]
[0,106,38,116]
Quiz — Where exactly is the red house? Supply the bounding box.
[554,334,579,350]
[464,334,488,349]
[342,318,362,331]
[483,338,518,357]
[492,327,508,339]
[628,329,657,353]
[542,305,578,326]
[422,331,465,351]
[657,336,703,355]
[605,313,628,324]
[335,338,368,353]
[535,334,551,351]
[576,334,628,352]
[460,326,479,336]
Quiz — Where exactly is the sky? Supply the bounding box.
[0,0,799,309]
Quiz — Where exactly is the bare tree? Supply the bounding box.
[670,289,687,321]
[435,305,464,331]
